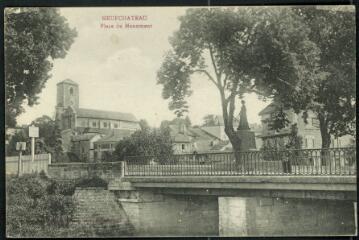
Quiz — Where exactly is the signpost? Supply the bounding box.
[29,125,39,172]
[16,142,26,176]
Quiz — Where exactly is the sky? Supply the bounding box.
[16,7,271,127]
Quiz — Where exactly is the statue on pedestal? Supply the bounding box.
[237,100,250,131]
[236,100,256,151]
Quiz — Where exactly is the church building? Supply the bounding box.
[55,79,140,161]
[55,79,139,132]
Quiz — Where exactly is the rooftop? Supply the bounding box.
[95,129,135,143]
[77,108,138,122]
[258,103,279,116]
[200,126,223,140]
[57,79,78,86]
[72,133,99,141]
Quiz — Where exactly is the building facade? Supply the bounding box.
[55,79,140,161]
[56,79,140,132]
[258,103,354,150]
[168,122,230,154]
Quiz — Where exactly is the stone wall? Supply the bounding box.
[48,162,123,181]
[72,187,134,236]
[219,197,356,236]
[117,190,219,236]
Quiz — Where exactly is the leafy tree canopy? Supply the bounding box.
[160,116,192,130]
[271,7,356,147]
[5,8,77,128]
[157,7,320,154]
[113,124,173,163]
[300,7,355,137]
[6,115,64,159]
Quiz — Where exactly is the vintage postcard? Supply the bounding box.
[4,5,356,237]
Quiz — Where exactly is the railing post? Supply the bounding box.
[120,161,126,177]
[18,151,22,177]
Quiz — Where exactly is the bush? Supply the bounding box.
[46,179,76,196]
[6,174,76,237]
[74,176,108,189]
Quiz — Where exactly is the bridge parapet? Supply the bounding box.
[48,161,124,181]
[110,175,357,201]
[124,147,356,176]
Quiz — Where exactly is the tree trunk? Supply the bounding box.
[220,91,242,167]
[319,114,331,166]
[319,115,331,149]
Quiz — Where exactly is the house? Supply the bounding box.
[258,102,354,150]
[71,133,101,162]
[168,123,223,154]
[55,79,140,161]
[93,129,134,161]
[200,115,263,150]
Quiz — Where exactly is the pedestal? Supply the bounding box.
[237,130,256,151]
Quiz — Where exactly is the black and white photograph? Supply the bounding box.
[4,5,357,237]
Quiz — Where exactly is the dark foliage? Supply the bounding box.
[6,174,76,237]
[74,176,108,189]
[5,8,77,128]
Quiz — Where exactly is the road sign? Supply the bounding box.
[16,142,26,151]
[29,125,39,138]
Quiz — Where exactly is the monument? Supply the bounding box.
[237,100,256,151]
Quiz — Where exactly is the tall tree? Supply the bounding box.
[296,7,356,148]
[31,115,56,150]
[5,8,77,128]
[267,7,356,148]
[157,7,319,162]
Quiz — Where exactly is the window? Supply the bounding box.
[182,144,185,150]
[92,122,97,127]
[114,123,119,128]
[103,122,108,128]
[304,138,308,148]
[69,87,74,95]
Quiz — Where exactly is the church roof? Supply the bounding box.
[57,79,78,86]
[77,108,138,122]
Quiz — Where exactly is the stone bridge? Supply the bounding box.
[47,148,357,237]
[108,175,356,236]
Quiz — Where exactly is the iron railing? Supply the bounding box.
[124,147,356,176]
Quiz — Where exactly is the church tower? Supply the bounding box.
[55,79,79,127]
